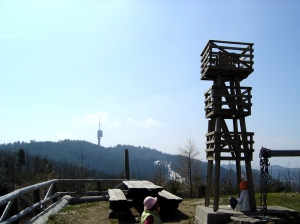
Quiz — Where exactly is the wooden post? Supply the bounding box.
[124,149,129,180]
[11,198,19,224]
[245,161,256,210]
[233,117,242,191]
[214,160,220,212]
[213,113,222,212]
[97,182,101,192]
[52,183,58,203]
[205,160,213,206]
[33,189,40,216]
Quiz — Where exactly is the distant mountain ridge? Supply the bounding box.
[0,140,201,179]
[221,164,300,180]
[2,140,296,182]
[0,140,242,181]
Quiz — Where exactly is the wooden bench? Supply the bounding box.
[158,190,182,211]
[108,189,128,212]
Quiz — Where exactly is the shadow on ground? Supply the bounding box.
[115,206,190,224]
[160,209,190,223]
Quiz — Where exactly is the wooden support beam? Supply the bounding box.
[245,161,256,211]
[214,159,220,212]
[124,149,130,180]
[0,200,13,222]
[11,198,19,224]
[33,189,40,216]
[269,149,300,157]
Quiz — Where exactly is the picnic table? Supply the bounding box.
[123,180,163,197]
[122,180,163,211]
[108,180,182,216]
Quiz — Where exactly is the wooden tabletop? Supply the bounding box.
[123,180,163,192]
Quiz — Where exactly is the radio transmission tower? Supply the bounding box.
[97,119,103,146]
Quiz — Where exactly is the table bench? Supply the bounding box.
[122,180,163,212]
[108,189,128,212]
[158,190,182,211]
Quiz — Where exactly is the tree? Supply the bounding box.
[3,151,16,191]
[177,136,202,198]
[17,148,26,167]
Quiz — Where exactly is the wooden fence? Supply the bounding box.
[0,179,127,224]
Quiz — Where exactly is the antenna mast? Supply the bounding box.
[97,117,103,146]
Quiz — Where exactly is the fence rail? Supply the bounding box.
[0,179,127,224]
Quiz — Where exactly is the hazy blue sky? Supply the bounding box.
[1,0,300,167]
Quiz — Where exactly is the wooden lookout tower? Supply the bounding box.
[200,40,256,211]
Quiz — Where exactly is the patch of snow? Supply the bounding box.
[154,160,185,183]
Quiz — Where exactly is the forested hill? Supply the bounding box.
[0,140,182,179]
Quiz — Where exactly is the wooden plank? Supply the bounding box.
[205,131,254,137]
[158,190,182,201]
[206,154,253,161]
[108,189,128,212]
[215,45,253,51]
[205,148,254,153]
[108,189,126,201]
[158,190,182,211]
[209,40,254,46]
[200,41,212,56]
[211,51,254,58]
[123,180,163,191]
[211,93,252,98]
[205,139,254,145]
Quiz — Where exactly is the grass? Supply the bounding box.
[47,201,111,224]
[255,192,300,212]
[219,192,300,212]
[221,193,300,224]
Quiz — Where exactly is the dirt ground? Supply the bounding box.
[46,198,300,224]
[47,198,203,224]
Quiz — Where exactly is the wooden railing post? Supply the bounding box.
[124,149,129,180]
[97,182,101,193]
[33,189,40,216]
[52,183,58,203]
[11,198,19,224]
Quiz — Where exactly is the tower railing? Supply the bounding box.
[205,131,254,160]
[200,40,254,81]
[204,85,252,118]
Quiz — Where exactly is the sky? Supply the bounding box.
[1,0,300,168]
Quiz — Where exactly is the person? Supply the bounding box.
[229,180,251,211]
[140,196,162,224]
